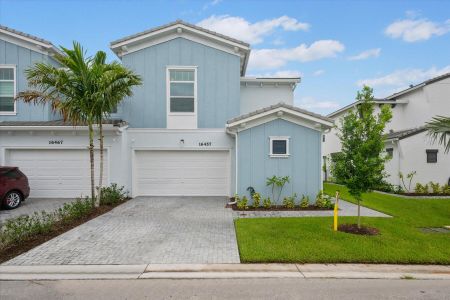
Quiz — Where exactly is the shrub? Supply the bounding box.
[429,182,441,194]
[282,194,296,209]
[300,195,309,208]
[100,183,127,205]
[266,175,290,203]
[237,196,248,210]
[315,191,334,209]
[442,184,450,194]
[263,197,272,209]
[415,183,429,194]
[252,192,261,208]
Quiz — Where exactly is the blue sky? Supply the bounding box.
[1,0,449,115]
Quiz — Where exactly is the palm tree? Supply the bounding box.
[426,116,450,153]
[17,42,102,201]
[92,60,141,206]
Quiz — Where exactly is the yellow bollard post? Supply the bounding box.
[333,191,339,231]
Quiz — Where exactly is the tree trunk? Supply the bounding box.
[357,198,361,229]
[97,122,104,207]
[88,123,96,205]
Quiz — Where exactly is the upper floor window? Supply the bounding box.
[0,66,16,114]
[168,68,196,114]
[269,136,290,158]
[426,149,438,163]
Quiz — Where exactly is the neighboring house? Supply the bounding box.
[0,21,333,201]
[323,73,450,188]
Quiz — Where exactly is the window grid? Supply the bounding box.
[168,68,196,114]
[0,65,16,114]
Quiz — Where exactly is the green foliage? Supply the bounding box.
[414,183,429,194]
[252,192,261,208]
[266,175,290,203]
[282,194,296,209]
[99,183,127,205]
[237,196,249,210]
[315,192,334,209]
[429,182,441,194]
[263,197,272,209]
[442,184,450,194]
[300,195,310,208]
[399,171,416,192]
[426,115,450,153]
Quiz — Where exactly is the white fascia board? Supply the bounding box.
[127,128,226,133]
[0,124,117,131]
[240,77,300,84]
[327,99,409,118]
[0,30,61,56]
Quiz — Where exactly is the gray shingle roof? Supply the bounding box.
[385,126,427,140]
[227,102,333,125]
[0,24,53,45]
[110,19,250,47]
[0,119,126,127]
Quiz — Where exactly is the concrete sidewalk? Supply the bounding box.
[1,264,449,280]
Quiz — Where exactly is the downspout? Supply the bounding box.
[226,126,238,204]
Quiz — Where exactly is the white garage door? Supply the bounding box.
[7,149,108,198]
[134,150,229,196]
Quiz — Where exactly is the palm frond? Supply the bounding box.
[426,115,450,153]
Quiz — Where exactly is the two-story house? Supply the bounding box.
[323,73,450,188]
[0,21,333,201]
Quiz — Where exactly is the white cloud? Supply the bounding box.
[202,0,222,10]
[313,69,325,76]
[296,96,340,113]
[385,17,450,42]
[249,70,303,78]
[357,65,450,96]
[197,15,310,44]
[348,48,381,61]
[272,37,285,46]
[248,40,345,70]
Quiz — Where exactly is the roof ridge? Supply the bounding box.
[0,24,52,45]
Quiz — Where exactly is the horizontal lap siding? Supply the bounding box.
[237,119,321,203]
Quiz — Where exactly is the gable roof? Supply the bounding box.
[110,20,251,76]
[227,102,334,131]
[327,72,450,118]
[0,24,62,56]
[385,126,427,141]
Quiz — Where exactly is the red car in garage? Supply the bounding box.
[0,167,30,209]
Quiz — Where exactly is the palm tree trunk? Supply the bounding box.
[97,122,104,207]
[357,198,361,229]
[88,123,96,205]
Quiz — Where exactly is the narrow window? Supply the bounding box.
[426,149,438,163]
[0,66,15,114]
[168,68,196,113]
[269,137,290,157]
[386,148,393,158]
[322,135,325,142]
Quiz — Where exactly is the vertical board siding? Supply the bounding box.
[237,119,321,204]
[0,40,59,122]
[121,38,240,128]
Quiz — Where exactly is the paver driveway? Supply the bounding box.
[4,197,240,265]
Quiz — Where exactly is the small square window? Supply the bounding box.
[426,149,438,163]
[270,137,289,157]
[386,148,393,158]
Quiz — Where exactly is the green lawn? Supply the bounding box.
[235,183,450,264]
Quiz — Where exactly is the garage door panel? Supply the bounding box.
[135,150,229,196]
[7,149,108,198]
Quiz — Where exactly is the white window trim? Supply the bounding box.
[0,64,17,115]
[166,66,197,116]
[269,136,290,158]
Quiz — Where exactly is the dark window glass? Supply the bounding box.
[386,148,393,158]
[272,140,287,155]
[322,135,325,142]
[426,149,438,163]
[4,170,21,179]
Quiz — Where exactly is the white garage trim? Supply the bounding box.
[132,148,231,197]
[4,147,111,198]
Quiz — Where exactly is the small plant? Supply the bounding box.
[442,184,450,194]
[266,175,290,203]
[399,171,416,192]
[300,195,309,208]
[236,195,249,210]
[263,197,272,209]
[414,183,429,194]
[252,192,261,208]
[282,194,296,209]
[315,191,333,209]
[429,182,441,194]
[99,183,127,205]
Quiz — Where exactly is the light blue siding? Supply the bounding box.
[237,119,321,204]
[0,40,59,122]
[120,38,240,128]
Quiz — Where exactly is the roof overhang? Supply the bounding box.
[227,105,334,133]
[327,99,409,118]
[0,26,62,57]
[110,21,251,76]
[0,124,118,132]
[240,77,301,90]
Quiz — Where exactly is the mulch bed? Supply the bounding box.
[230,204,333,211]
[338,223,380,236]
[0,201,127,264]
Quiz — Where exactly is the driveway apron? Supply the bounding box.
[3,197,240,265]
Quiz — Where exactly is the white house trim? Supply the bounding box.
[269,136,290,158]
[0,28,61,56]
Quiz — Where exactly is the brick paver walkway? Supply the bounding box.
[4,197,240,265]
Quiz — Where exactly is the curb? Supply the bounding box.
[1,264,449,281]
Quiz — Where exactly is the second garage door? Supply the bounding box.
[134,150,230,196]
